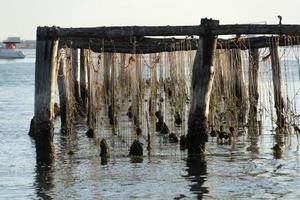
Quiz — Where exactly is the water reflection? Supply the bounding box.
[185,156,208,199]
[34,163,55,200]
[130,156,143,163]
[273,128,285,159]
[247,119,260,154]
[101,156,109,165]
[58,132,78,189]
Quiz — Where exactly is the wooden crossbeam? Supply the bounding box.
[59,36,300,54]
[38,24,300,39]
[59,37,198,53]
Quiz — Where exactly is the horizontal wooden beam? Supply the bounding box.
[212,24,300,36]
[59,36,300,54]
[217,35,300,50]
[59,37,198,54]
[38,24,300,39]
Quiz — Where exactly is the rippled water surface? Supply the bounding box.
[0,50,300,199]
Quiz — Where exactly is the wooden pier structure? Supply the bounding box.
[30,18,300,162]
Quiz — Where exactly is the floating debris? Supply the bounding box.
[85,128,94,138]
[100,139,110,158]
[209,124,217,138]
[136,127,142,136]
[126,106,133,119]
[169,132,179,143]
[54,102,60,118]
[28,117,35,138]
[174,112,182,126]
[180,135,187,150]
[129,140,143,156]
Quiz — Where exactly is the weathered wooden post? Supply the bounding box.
[125,54,133,97]
[168,48,177,102]
[150,53,158,117]
[86,50,96,131]
[247,49,260,142]
[177,50,186,131]
[34,27,59,163]
[248,48,260,128]
[57,49,73,134]
[130,39,142,128]
[72,48,82,116]
[111,53,117,133]
[134,54,142,128]
[79,48,88,112]
[119,53,127,96]
[187,18,219,155]
[231,49,247,123]
[159,52,164,89]
[103,53,111,104]
[269,37,285,128]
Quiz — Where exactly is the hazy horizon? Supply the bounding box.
[1,0,299,40]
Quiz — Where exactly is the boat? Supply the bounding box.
[0,37,25,59]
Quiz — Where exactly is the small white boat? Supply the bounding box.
[0,37,25,59]
[0,48,25,59]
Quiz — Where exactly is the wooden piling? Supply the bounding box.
[119,53,127,96]
[159,52,164,88]
[231,49,247,124]
[111,53,117,133]
[248,48,263,135]
[150,53,158,117]
[34,37,59,163]
[187,18,219,155]
[57,49,74,134]
[79,48,88,112]
[86,50,96,131]
[103,53,111,104]
[134,54,142,128]
[72,49,82,116]
[130,40,141,128]
[125,54,133,97]
[168,49,177,103]
[270,38,285,128]
[177,50,186,126]
[248,48,260,125]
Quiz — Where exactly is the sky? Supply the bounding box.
[0,0,299,40]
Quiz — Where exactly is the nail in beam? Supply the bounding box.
[34,38,59,163]
[187,18,219,155]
